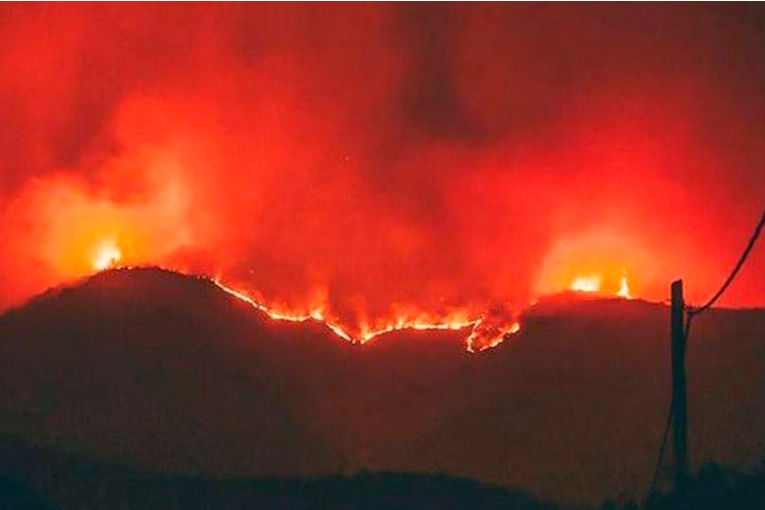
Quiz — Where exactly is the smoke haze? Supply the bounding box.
[1,4,764,341]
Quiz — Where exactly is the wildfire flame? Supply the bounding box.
[4,3,765,364]
[211,278,520,352]
[569,273,632,299]
[616,275,632,299]
[92,241,122,272]
[570,276,601,293]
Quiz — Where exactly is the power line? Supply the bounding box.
[647,206,765,503]
[648,400,674,498]
[689,206,765,317]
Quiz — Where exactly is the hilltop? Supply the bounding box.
[1,267,764,506]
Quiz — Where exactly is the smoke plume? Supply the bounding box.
[2,4,764,344]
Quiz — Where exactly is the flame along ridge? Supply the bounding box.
[70,264,518,351]
[77,265,642,352]
[210,278,520,352]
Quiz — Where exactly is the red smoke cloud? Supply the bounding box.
[1,4,764,345]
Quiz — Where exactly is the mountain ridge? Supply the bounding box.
[1,267,764,505]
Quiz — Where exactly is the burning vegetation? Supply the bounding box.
[1,4,764,349]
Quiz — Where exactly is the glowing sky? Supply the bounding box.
[1,4,764,339]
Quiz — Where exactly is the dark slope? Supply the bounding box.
[0,268,351,477]
[1,267,764,506]
[0,436,562,510]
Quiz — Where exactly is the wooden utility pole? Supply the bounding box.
[671,280,689,501]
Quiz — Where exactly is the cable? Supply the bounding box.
[647,206,764,502]
[648,400,674,499]
[689,207,765,317]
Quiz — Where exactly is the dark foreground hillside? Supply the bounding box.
[2,433,765,509]
[0,435,562,510]
[1,268,764,506]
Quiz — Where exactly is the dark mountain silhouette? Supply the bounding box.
[1,267,764,506]
[0,436,564,510]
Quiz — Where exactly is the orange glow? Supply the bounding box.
[570,276,601,293]
[569,273,633,299]
[567,273,632,299]
[2,3,765,347]
[616,275,632,299]
[92,241,122,272]
[535,230,647,301]
[212,278,520,351]
[467,321,521,352]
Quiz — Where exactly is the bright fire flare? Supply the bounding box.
[92,241,122,271]
[570,276,601,293]
[616,275,632,299]
[569,273,632,299]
